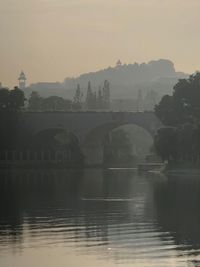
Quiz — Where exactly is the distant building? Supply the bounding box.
[18,71,26,89]
[116,60,122,67]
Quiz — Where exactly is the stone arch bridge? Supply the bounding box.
[22,111,162,166]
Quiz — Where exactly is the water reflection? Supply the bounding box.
[0,169,200,266]
[153,174,200,251]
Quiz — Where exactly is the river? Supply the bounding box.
[0,168,200,267]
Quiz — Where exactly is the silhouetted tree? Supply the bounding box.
[155,72,200,126]
[28,91,43,111]
[41,96,72,111]
[28,92,72,111]
[154,72,200,165]
[0,87,26,150]
[97,87,103,109]
[155,95,177,126]
[85,81,93,110]
[102,80,110,109]
[154,127,178,162]
[0,88,10,110]
[9,87,26,111]
[0,87,25,112]
[73,84,83,110]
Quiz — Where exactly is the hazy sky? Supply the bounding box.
[1,0,200,87]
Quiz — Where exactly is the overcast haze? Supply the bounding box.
[0,0,200,87]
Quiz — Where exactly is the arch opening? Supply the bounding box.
[83,123,157,166]
[103,124,154,167]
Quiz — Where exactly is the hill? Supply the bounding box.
[24,59,188,106]
[63,59,188,99]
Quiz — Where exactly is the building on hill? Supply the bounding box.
[116,60,122,67]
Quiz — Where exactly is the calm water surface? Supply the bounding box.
[0,168,200,267]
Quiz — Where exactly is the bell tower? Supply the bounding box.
[18,71,26,89]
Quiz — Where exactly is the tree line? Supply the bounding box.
[28,80,110,111]
[154,72,200,165]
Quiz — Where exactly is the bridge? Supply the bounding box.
[22,111,162,166]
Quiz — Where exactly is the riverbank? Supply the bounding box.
[163,162,200,175]
[165,168,200,175]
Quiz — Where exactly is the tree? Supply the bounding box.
[155,95,177,126]
[85,81,93,110]
[97,87,103,109]
[9,86,26,111]
[102,80,110,109]
[154,72,200,165]
[0,88,10,110]
[0,87,25,151]
[155,72,200,126]
[28,91,43,111]
[0,87,25,112]
[41,96,70,111]
[73,84,83,110]
[28,92,72,111]
[154,127,178,162]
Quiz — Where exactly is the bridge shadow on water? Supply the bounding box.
[0,169,200,266]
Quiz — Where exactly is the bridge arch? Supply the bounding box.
[22,111,162,166]
[82,121,156,166]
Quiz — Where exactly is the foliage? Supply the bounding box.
[27,80,110,112]
[0,87,26,150]
[0,88,10,110]
[154,127,178,162]
[41,96,72,111]
[9,87,26,111]
[85,80,110,110]
[28,92,72,111]
[154,72,200,164]
[85,81,94,109]
[155,72,200,126]
[28,91,43,110]
[0,87,25,112]
[72,84,83,110]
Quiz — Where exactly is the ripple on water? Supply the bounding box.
[0,169,200,267]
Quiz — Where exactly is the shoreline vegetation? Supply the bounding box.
[154,72,200,170]
[163,161,200,175]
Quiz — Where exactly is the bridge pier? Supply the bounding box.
[82,144,104,166]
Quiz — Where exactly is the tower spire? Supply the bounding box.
[18,71,26,89]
